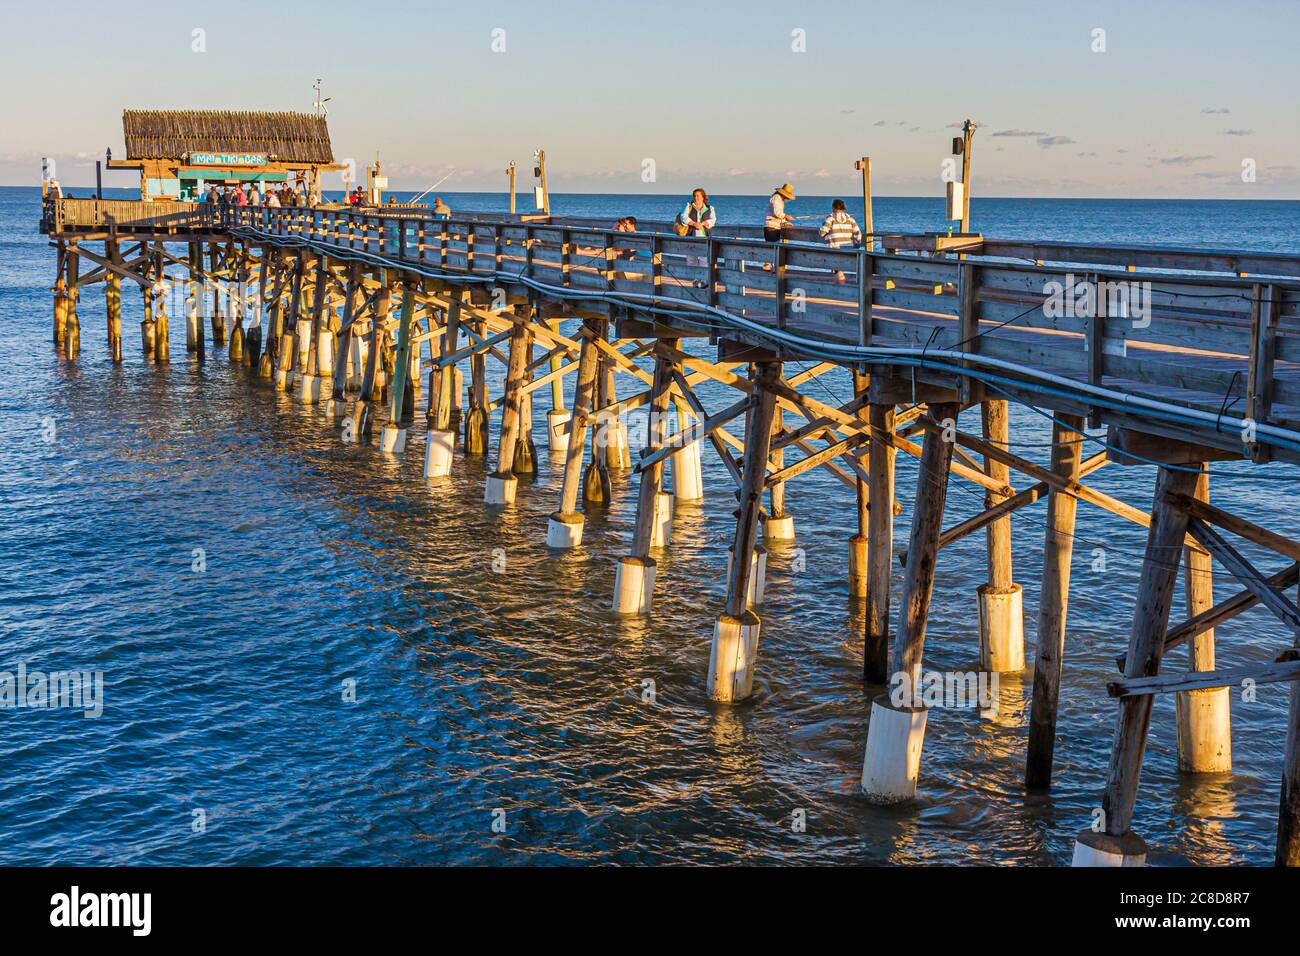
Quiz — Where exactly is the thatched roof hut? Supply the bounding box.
[122,109,334,164]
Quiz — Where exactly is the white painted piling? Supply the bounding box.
[861,696,928,804]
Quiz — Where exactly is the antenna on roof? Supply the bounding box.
[313,79,332,117]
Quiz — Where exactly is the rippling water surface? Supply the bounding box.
[2,187,1299,864]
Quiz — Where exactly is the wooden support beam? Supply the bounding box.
[388,284,417,425]
[1110,658,1300,698]
[981,400,1014,591]
[636,395,749,473]
[1170,492,1300,564]
[331,271,361,402]
[708,361,781,703]
[557,320,602,515]
[865,402,897,683]
[1138,563,1300,667]
[918,417,1204,552]
[491,315,533,481]
[848,372,872,601]
[1098,466,1201,840]
[890,402,961,689]
[671,368,743,488]
[105,240,123,363]
[777,383,1010,497]
[1186,519,1300,637]
[766,431,868,488]
[1025,413,1086,791]
[1280,660,1300,865]
[937,453,1107,552]
[630,346,676,558]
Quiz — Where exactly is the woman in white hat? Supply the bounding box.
[764,183,796,243]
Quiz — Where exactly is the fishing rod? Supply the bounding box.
[408,169,457,206]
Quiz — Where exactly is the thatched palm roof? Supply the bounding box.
[123,110,334,164]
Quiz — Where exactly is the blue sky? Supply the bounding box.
[3,0,1297,197]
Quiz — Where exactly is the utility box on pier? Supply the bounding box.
[946,181,964,221]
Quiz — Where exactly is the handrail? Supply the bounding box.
[45,196,1300,282]
[219,210,1300,458]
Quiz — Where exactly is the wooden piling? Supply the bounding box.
[865,402,897,683]
[766,407,794,542]
[464,314,490,454]
[140,253,157,360]
[615,344,676,614]
[978,399,1022,671]
[890,403,960,689]
[1280,672,1300,865]
[380,282,416,451]
[53,243,67,346]
[1176,466,1232,773]
[1076,466,1201,863]
[560,324,602,512]
[227,246,247,362]
[105,240,123,363]
[351,282,389,439]
[260,252,287,379]
[63,245,80,360]
[1025,413,1086,790]
[187,241,204,361]
[513,301,539,475]
[486,315,533,504]
[209,243,226,346]
[153,247,169,363]
[708,360,781,702]
[548,318,603,548]
[860,401,958,803]
[583,323,614,504]
[848,372,870,601]
[331,268,362,403]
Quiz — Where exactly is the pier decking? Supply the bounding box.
[39,194,1300,866]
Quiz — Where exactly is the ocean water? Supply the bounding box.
[2,185,1299,865]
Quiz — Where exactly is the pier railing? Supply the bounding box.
[213,203,1300,451]
[41,197,215,234]
[37,197,1300,456]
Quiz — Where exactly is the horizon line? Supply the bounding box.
[3,184,1296,204]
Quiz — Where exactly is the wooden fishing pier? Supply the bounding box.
[39,121,1300,866]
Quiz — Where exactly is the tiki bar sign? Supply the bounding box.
[187,151,268,167]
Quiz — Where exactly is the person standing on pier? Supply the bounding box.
[819,198,862,283]
[433,197,451,219]
[762,182,795,271]
[764,183,795,242]
[680,188,715,280]
[248,184,261,207]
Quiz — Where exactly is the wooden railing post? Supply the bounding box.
[1247,282,1279,463]
[707,238,718,308]
[957,261,979,405]
[775,244,787,328]
[651,235,662,298]
[858,252,875,345]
